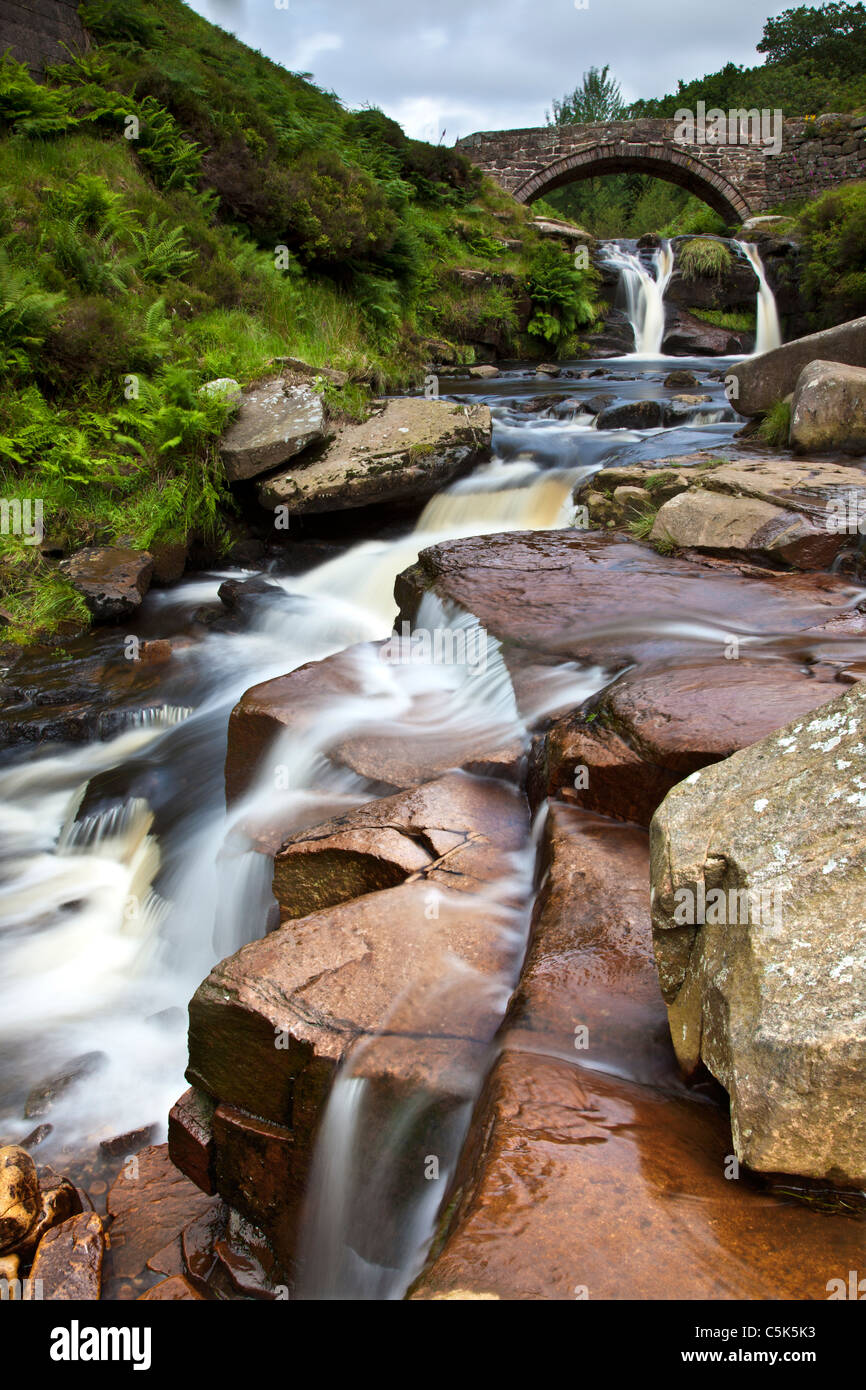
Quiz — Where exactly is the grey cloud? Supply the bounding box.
[190,0,826,140]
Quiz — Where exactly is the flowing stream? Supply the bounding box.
[0,350,796,1297]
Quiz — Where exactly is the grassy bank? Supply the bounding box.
[0,0,600,643]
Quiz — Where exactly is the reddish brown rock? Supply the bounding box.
[394,532,860,674]
[531,661,844,823]
[181,773,528,1267]
[106,1144,218,1280]
[168,1088,216,1196]
[180,1201,227,1295]
[138,1273,205,1300]
[411,803,865,1300]
[29,1212,105,1300]
[59,547,154,621]
[225,642,522,805]
[0,1146,40,1253]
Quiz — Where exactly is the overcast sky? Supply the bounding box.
[188,0,817,142]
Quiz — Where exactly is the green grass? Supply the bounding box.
[678,238,734,281]
[691,308,757,333]
[757,399,792,447]
[0,17,606,643]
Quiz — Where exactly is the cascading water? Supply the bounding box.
[736,240,783,355]
[0,359,768,1296]
[600,238,674,354]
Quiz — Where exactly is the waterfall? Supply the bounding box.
[736,240,782,356]
[601,239,674,355]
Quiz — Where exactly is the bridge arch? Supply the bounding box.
[511,144,752,224]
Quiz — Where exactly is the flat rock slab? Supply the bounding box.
[29,1212,105,1300]
[258,398,491,514]
[394,531,862,672]
[411,1053,865,1300]
[220,380,325,482]
[106,1144,218,1280]
[59,547,154,621]
[652,681,866,1185]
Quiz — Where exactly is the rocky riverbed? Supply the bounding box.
[1,346,864,1301]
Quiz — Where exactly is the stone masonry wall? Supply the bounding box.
[458,115,866,219]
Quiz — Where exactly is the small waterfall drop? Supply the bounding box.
[736,240,782,355]
[601,239,674,354]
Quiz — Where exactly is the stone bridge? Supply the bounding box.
[457,116,866,222]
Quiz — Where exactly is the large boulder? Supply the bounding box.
[59,547,153,621]
[219,380,325,482]
[651,681,866,1186]
[790,359,866,454]
[649,488,841,569]
[258,398,491,515]
[726,315,866,416]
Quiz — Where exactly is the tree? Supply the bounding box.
[757,2,866,77]
[547,66,626,125]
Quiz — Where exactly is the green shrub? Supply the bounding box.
[525,242,599,349]
[0,54,73,136]
[797,182,866,326]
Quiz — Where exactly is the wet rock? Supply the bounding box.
[216,575,285,621]
[582,392,614,415]
[531,662,843,825]
[15,1172,80,1257]
[180,1201,227,1294]
[662,393,713,425]
[29,1212,105,1300]
[59,548,154,621]
[99,1126,156,1159]
[535,363,560,377]
[24,1052,107,1118]
[20,1124,52,1151]
[258,398,491,516]
[662,308,743,356]
[410,803,864,1299]
[138,1273,205,1300]
[727,315,866,416]
[790,359,866,454]
[224,640,523,805]
[106,1144,218,1279]
[664,369,699,387]
[611,484,652,522]
[649,489,842,569]
[651,681,866,1186]
[596,399,664,430]
[700,456,866,533]
[181,773,528,1266]
[394,531,860,675]
[0,1146,40,1253]
[212,1212,286,1300]
[168,1089,216,1196]
[274,357,348,388]
[219,380,325,482]
[467,364,499,379]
